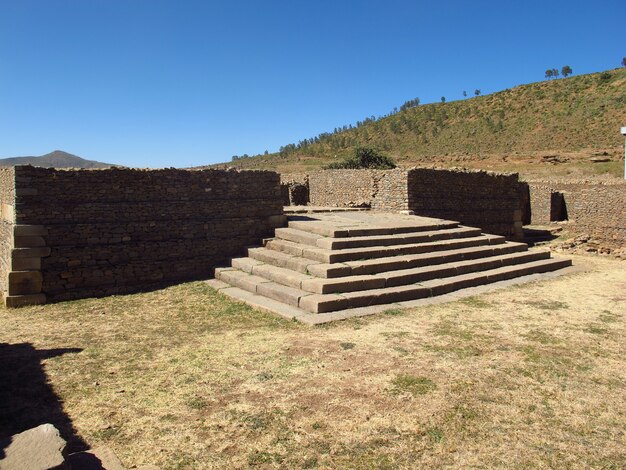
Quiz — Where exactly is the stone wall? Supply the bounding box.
[406,168,525,239]
[527,179,626,248]
[280,173,309,206]
[0,167,15,294]
[281,168,524,238]
[307,170,379,208]
[5,166,284,305]
[370,170,410,212]
[291,169,410,212]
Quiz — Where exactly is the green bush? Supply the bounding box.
[324,147,396,169]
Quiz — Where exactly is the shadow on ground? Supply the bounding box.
[0,342,88,457]
[523,226,560,246]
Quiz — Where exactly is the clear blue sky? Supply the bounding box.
[1,0,624,167]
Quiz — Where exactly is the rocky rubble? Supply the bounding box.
[552,234,626,260]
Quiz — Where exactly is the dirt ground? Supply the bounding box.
[0,253,624,469]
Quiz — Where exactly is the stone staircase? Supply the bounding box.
[209,212,572,324]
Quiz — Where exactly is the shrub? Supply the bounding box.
[324,147,396,169]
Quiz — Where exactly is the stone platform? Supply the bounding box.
[207,212,573,324]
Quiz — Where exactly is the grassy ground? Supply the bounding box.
[1,254,624,469]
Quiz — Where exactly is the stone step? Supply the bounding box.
[301,274,386,294]
[216,268,271,293]
[316,226,483,250]
[215,268,310,307]
[287,218,459,238]
[227,250,553,299]
[314,242,528,278]
[274,227,324,247]
[378,250,551,287]
[298,258,572,313]
[418,258,572,295]
[251,263,312,289]
[247,247,321,273]
[267,234,506,264]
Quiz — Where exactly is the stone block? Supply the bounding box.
[8,271,43,295]
[299,293,349,313]
[0,423,67,469]
[341,285,431,307]
[11,247,51,258]
[217,270,270,293]
[275,228,322,247]
[257,282,307,307]
[266,239,304,256]
[4,293,47,308]
[301,247,329,263]
[14,236,46,247]
[15,187,38,196]
[231,257,262,273]
[251,264,310,288]
[11,257,41,271]
[305,263,351,279]
[301,275,386,294]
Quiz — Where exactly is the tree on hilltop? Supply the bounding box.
[561,65,572,77]
[441,96,446,103]
[545,69,554,79]
[552,68,559,78]
[324,147,396,169]
[622,57,626,67]
[474,89,481,96]
[400,97,420,111]
[463,90,467,97]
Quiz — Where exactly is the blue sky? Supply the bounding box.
[0,0,624,167]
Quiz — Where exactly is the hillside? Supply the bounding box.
[222,68,626,178]
[0,150,115,169]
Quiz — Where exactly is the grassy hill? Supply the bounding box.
[223,68,626,178]
[0,150,115,169]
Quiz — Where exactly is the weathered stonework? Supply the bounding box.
[282,168,526,239]
[280,173,309,206]
[1,166,284,306]
[307,169,409,210]
[527,179,626,249]
[406,168,525,240]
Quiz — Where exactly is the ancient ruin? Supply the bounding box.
[209,211,570,324]
[0,164,623,321]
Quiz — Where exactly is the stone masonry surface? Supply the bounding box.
[0,167,15,294]
[406,168,525,240]
[8,166,284,303]
[527,179,626,249]
[282,168,526,239]
[307,169,409,211]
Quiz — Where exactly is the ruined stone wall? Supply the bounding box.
[0,167,15,294]
[12,166,284,303]
[279,173,309,206]
[407,168,525,239]
[303,169,409,211]
[527,179,626,248]
[369,170,410,212]
[307,170,377,207]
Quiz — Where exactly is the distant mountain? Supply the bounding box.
[0,150,116,169]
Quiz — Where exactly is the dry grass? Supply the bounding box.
[1,254,625,469]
